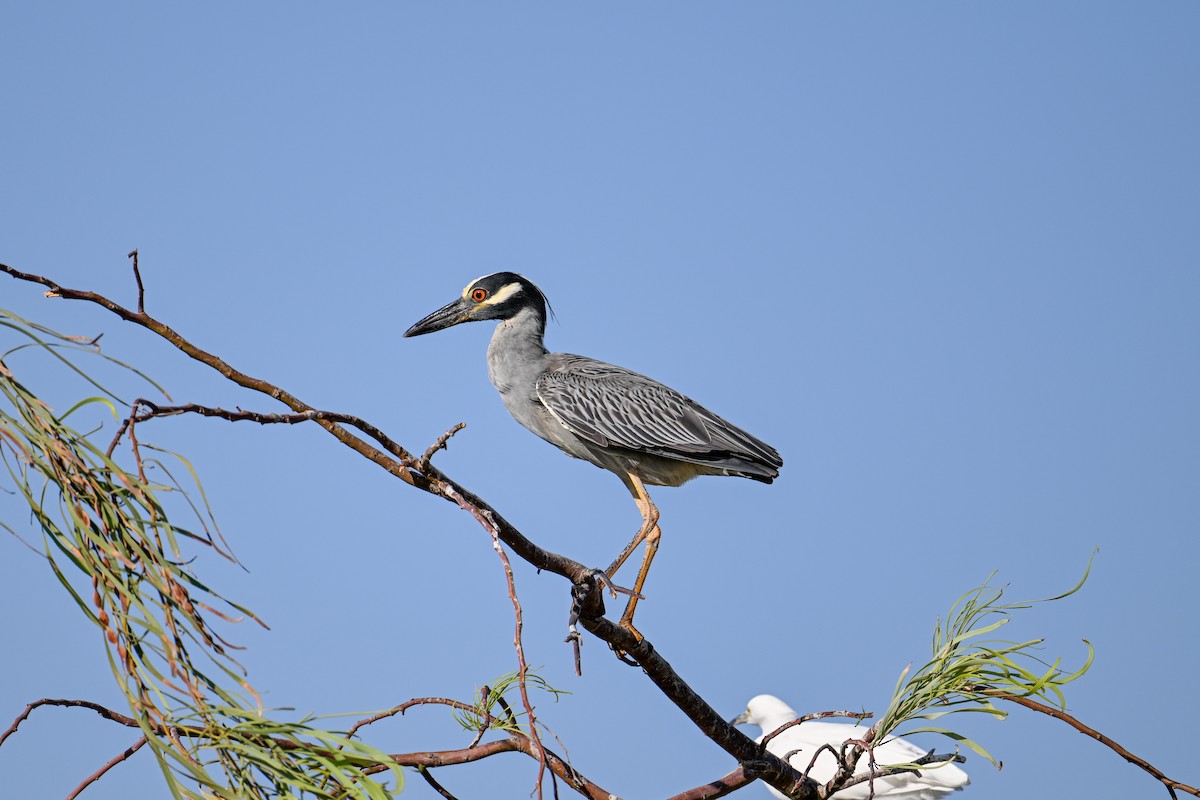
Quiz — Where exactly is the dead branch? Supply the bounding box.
[417,422,467,471]
[967,685,1199,799]
[3,696,616,800]
[127,249,145,315]
[665,766,756,800]
[829,752,965,794]
[0,260,814,799]
[65,736,147,800]
[1,698,142,747]
[415,767,460,800]
[760,711,873,749]
[31,263,1200,800]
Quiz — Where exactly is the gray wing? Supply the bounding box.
[535,354,782,479]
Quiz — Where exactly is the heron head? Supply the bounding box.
[403,272,549,337]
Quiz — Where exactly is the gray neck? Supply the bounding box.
[486,305,549,396]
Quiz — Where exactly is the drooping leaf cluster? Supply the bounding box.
[876,558,1095,767]
[0,309,403,799]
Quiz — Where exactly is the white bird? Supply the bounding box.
[731,695,970,800]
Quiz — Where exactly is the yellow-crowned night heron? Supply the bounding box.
[404,272,782,638]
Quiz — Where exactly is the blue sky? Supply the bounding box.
[2,3,1198,799]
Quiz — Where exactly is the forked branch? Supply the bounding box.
[5,260,1196,800]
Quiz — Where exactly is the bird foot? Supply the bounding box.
[609,616,646,666]
[618,615,645,642]
[592,569,642,600]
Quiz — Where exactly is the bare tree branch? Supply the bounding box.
[9,261,1192,800]
[65,736,147,800]
[665,766,756,800]
[417,422,467,471]
[415,767,460,800]
[0,261,818,799]
[4,696,617,800]
[127,249,145,315]
[830,752,966,795]
[2,698,143,746]
[760,711,873,750]
[968,685,1199,799]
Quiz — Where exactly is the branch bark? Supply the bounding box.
[967,685,1199,799]
[65,736,147,800]
[3,698,616,799]
[0,261,813,798]
[7,261,1193,800]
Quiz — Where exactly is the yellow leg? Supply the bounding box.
[605,481,659,578]
[604,473,661,642]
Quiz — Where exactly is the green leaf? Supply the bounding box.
[0,310,403,798]
[876,557,1096,769]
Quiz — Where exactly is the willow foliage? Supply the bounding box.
[0,309,403,799]
[876,557,1095,767]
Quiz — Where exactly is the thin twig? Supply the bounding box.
[665,765,757,800]
[127,249,145,315]
[65,736,147,800]
[397,696,487,718]
[831,751,967,794]
[2,263,425,487]
[0,262,860,799]
[417,422,467,471]
[343,701,453,742]
[2,699,140,747]
[480,505,548,799]
[967,685,1199,798]
[416,766,460,800]
[797,743,839,779]
[4,696,617,799]
[494,694,519,726]
[107,401,420,473]
[468,686,495,749]
[125,401,147,482]
[760,710,872,749]
[823,728,878,798]
[4,261,1197,800]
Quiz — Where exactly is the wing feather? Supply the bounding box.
[535,355,781,476]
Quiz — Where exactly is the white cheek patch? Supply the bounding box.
[479,282,525,307]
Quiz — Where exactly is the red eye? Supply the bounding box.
[471,288,488,302]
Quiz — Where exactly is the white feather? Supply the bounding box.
[736,695,969,800]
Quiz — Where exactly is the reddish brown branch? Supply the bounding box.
[4,696,616,799]
[13,262,1191,800]
[832,751,966,795]
[666,766,756,800]
[127,249,145,315]
[2,698,141,747]
[0,262,824,799]
[384,735,612,800]
[471,687,502,748]
[345,700,449,741]
[2,265,608,633]
[969,685,1199,798]
[66,736,147,800]
[1,260,812,799]
[416,766,460,800]
[108,400,420,472]
[2,262,423,490]
[577,615,813,798]
[473,504,549,797]
[760,710,872,749]
[417,422,467,471]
